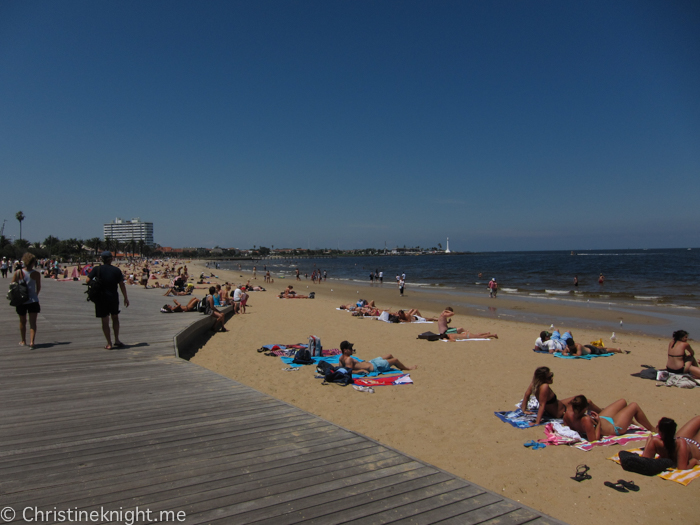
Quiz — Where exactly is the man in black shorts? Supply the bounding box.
[87,251,130,349]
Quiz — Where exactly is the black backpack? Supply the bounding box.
[316,360,335,376]
[85,266,105,303]
[7,275,29,307]
[197,295,210,313]
[417,331,441,341]
[323,368,353,386]
[292,348,314,365]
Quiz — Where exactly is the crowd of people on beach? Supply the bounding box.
[7,253,699,477]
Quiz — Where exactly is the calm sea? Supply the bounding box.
[219,249,700,310]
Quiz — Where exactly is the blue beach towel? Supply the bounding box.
[552,352,615,360]
[280,354,402,377]
[494,409,561,429]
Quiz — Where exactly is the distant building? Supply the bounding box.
[103,218,154,246]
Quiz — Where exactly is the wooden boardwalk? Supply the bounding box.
[0,278,566,524]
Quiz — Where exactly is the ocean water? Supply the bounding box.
[219,248,700,310]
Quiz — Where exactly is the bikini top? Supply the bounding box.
[668,341,685,358]
[677,436,700,450]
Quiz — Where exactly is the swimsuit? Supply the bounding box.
[545,393,558,407]
[677,436,700,449]
[599,416,623,436]
[668,341,686,373]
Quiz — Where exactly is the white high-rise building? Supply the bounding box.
[103,218,154,246]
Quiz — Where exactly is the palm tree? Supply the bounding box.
[104,236,112,253]
[16,211,25,241]
[138,239,145,257]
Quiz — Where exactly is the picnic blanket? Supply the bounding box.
[609,448,700,486]
[494,409,560,428]
[552,351,614,360]
[354,374,413,386]
[280,354,403,378]
[540,422,651,450]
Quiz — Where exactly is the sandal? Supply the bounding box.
[571,464,591,482]
[524,440,537,448]
[604,481,628,493]
[617,479,640,492]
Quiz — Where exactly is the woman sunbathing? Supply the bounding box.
[666,330,700,378]
[396,309,438,322]
[162,297,200,312]
[278,286,309,298]
[563,395,655,441]
[642,416,700,470]
[520,367,601,425]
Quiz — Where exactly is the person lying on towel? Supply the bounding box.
[339,340,417,374]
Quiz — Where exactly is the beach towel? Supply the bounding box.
[541,423,651,450]
[441,338,490,342]
[353,374,413,387]
[281,354,402,377]
[552,351,614,360]
[494,409,560,429]
[608,449,700,486]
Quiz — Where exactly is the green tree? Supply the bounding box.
[138,239,145,257]
[16,211,25,240]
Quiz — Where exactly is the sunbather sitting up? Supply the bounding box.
[339,340,417,374]
[278,285,309,298]
[437,307,498,340]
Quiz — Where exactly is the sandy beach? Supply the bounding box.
[175,260,698,524]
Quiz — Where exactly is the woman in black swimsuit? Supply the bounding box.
[666,330,700,378]
[520,366,600,425]
[643,416,700,470]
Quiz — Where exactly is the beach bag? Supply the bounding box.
[323,367,353,386]
[7,277,29,307]
[308,335,322,357]
[85,267,105,303]
[619,450,674,476]
[417,331,441,342]
[292,348,314,365]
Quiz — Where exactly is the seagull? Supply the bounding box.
[611,332,617,343]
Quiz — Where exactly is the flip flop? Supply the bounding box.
[604,481,628,493]
[524,440,537,448]
[113,342,125,348]
[571,464,591,482]
[532,442,546,450]
[617,480,640,492]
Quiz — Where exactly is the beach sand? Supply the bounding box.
[179,260,697,524]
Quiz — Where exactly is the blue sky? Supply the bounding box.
[1,1,698,251]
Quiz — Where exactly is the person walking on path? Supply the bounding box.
[87,251,129,350]
[12,252,41,349]
[398,277,405,296]
[488,278,498,298]
[1,256,8,278]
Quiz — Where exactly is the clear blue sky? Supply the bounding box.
[1,1,698,251]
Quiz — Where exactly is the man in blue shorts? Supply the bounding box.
[338,341,417,374]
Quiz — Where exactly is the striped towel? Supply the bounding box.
[608,448,700,486]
